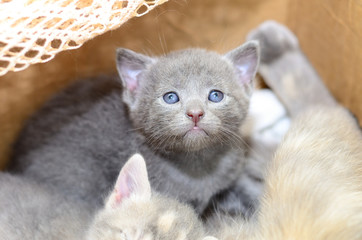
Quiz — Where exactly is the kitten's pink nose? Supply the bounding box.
[186,110,204,124]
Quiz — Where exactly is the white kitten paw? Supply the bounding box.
[203,236,219,240]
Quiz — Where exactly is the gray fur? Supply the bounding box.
[208,139,273,219]
[0,172,91,240]
[10,42,260,214]
[247,20,337,117]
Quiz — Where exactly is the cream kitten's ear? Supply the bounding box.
[224,41,260,91]
[106,153,151,209]
[116,48,155,109]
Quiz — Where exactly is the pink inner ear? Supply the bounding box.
[108,154,151,208]
[114,189,122,204]
[114,170,133,205]
[236,64,253,84]
[124,69,142,92]
[127,79,138,92]
[225,42,259,86]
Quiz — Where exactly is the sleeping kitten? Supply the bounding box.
[208,106,362,240]
[87,153,216,240]
[0,153,216,240]
[10,42,260,214]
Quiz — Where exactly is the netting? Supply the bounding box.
[0,0,168,76]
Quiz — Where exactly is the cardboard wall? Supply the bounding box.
[286,0,362,125]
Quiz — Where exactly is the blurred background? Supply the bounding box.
[0,0,361,168]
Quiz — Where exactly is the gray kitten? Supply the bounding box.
[0,173,91,240]
[10,42,260,214]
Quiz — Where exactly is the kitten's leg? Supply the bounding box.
[247,21,337,117]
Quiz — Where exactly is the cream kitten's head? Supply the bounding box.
[116,42,260,152]
[87,154,216,240]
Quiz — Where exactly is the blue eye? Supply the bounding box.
[163,92,179,104]
[208,90,224,103]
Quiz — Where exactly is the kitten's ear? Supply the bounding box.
[106,153,151,209]
[116,48,155,109]
[224,41,260,93]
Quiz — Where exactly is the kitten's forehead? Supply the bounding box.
[148,49,234,89]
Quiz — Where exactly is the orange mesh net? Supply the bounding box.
[0,0,168,76]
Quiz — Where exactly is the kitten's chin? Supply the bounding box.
[182,128,212,151]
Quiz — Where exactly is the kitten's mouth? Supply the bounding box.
[184,126,209,138]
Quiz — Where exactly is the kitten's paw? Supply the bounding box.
[247,20,299,63]
[203,236,218,240]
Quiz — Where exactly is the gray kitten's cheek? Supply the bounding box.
[155,99,185,120]
[198,117,222,134]
[206,96,234,116]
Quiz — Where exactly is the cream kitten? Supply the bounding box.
[87,153,216,240]
[254,106,362,240]
[208,106,362,240]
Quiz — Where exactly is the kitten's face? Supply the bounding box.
[117,43,259,152]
